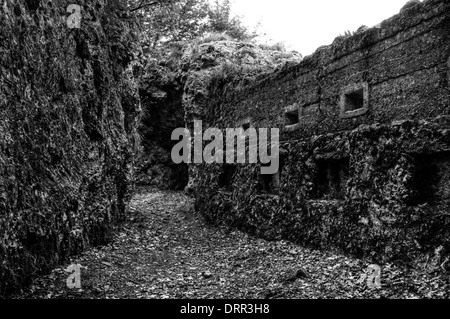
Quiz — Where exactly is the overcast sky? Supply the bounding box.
[230,0,413,55]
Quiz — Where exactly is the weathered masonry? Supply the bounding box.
[192,0,450,265]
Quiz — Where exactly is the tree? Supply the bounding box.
[207,0,255,41]
[126,0,174,12]
[128,0,255,54]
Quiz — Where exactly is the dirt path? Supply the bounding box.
[13,187,449,299]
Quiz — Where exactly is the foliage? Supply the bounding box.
[194,32,233,45]
[207,0,256,41]
[258,42,287,52]
[127,0,257,61]
[128,0,208,51]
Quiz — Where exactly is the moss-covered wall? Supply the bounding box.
[0,0,140,294]
[196,118,450,264]
[192,0,450,267]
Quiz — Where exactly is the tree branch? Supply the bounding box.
[130,0,161,12]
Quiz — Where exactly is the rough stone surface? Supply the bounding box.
[0,0,140,294]
[181,41,302,192]
[400,0,422,14]
[196,118,450,265]
[138,40,301,192]
[191,0,450,267]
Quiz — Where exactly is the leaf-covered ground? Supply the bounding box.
[12,187,450,299]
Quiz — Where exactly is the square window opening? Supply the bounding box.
[409,153,450,207]
[259,157,284,195]
[260,171,281,195]
[344,89,364,112]
[314,158,350,200]
[219,164,237,190]
[340,82,369,118]
[285,109,299,126]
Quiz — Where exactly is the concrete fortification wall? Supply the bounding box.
[189,0,450,267]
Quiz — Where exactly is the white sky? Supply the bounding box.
[230,0,413,55]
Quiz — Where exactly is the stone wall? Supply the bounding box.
[181,40,302,192]
[0,0,140,294]
[207,0,449,136]
[192,0,450,267]
[135,40,302,191]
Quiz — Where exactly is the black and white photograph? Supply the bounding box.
[0,0,449,307]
